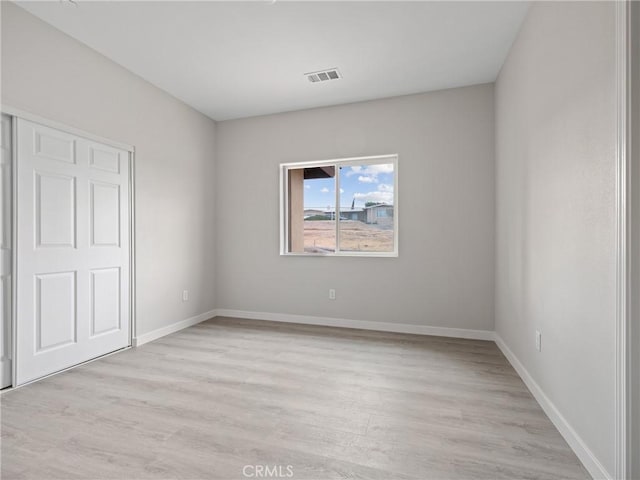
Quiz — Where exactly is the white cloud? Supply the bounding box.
[340,188,345,194]
[368,164,394,174]
[358,175,377,184]
[353,183,394,204]
[345,166,362,177]
[354,191,394,204]
[346,164,394,176]
[346,164,394,186]
[320,187,329,193]
[304,185,311,190]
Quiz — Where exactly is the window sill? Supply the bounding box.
[280,252,398,258]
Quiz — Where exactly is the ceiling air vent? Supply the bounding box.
[305,68,341,83]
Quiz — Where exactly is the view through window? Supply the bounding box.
[282,155,397,256]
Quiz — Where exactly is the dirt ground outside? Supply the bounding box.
[303,220,394,253]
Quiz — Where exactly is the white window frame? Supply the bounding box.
[280,154,398,257]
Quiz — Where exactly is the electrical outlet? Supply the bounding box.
[329,289,336,300]
[182,290,189,302]
[535,330,542,352]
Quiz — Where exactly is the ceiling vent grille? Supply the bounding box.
[305,68,341,83]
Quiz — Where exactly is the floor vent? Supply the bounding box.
[305,68,341,83]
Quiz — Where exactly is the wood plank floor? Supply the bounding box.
[1,317,589,480]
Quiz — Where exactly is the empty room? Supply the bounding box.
[0,1,638,479]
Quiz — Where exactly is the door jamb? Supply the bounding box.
[616,1,637,478]
[625,1,640,478]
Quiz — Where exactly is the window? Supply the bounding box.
[376,207,393,218]
[280,154,398,256]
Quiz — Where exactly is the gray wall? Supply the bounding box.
[216,85,495,331]
[1,3,217,337]
[495,1,616,474]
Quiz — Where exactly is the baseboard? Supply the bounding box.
[493,333,611,480]
[214,308,495,341]
[132,309,217,347]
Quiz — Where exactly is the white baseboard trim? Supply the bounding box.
[493,333,611,480]
[132,309,217,347]
[214,308,495,341]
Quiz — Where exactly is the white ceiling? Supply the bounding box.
[17,1,530,121]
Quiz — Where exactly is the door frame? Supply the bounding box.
[616,1,638,478]
[0,105,136,389]
[624,0,640,478]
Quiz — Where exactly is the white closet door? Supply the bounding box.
[1,115,12,389]
[15,119,130,385]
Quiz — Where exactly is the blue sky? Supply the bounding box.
[303,163,394,210]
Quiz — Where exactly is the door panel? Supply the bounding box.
[90,181,120,246]
[16,119,130,385]
[35,172,76,248]
[89,145,121,173]
[90,267,121,337]
[34,129,75,164]
[35,272,77,352]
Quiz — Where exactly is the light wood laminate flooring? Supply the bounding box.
[1,317,590,479]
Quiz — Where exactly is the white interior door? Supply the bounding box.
[15,118,130,385]
[1,115,12,389]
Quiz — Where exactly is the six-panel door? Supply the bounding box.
[15,119,130,385]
